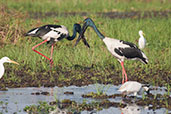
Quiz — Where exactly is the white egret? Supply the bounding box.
[0,57,19,79]
[75,18,148,84]
[138,30,146,49]
[118,81,149,96]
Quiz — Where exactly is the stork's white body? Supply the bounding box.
[43,26,69,41]
[103,37,148,64]
[45,26,69,40]
[26,25,69,42]
[103,37,126,61]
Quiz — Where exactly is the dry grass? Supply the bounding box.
[0,5,26,45]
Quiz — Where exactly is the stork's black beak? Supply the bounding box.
[24,33,29,36]
[81,35,90,48]
[75,22,89,47]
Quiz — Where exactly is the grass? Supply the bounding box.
[1,16,170,71]
[0,1,170,113]
[1,0,171,13]
[24,101,55,113]
[0,0,170,87]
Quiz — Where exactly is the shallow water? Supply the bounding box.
[0,84,170,114]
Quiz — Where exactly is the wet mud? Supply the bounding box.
[29,11,171,19]
[53,99,126,111]
[31,91,50,96]
[82,92,122,99]
[64,91,74,95]
[47,95,171,113]
[124,94,171,110]
[81,92,171,109]
[0,65,170,89]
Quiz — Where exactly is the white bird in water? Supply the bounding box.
[118,81,149,96]
[138,30,146,49]
[0,57,19,79]
[75,18,148,84]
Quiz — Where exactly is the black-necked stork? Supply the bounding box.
[0,57,19,79]
[138,30,146,49]
[25,23,90,67]
[75,18,148,84]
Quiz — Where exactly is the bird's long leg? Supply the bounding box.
[120,61,128,83]
[122,68,124,84]
[32,40,51,61]
[50,44,54,67]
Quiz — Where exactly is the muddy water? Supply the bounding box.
[0,84,170,114]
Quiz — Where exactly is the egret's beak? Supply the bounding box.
[75,21,89,47]
[142,32,145,36]
[8,60,19,65]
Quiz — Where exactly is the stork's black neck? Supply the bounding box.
[92,23,105,40]
[85,18,105,40]
[66,30,77,40]
[66,24,79,41]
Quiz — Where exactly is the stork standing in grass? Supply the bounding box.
[25,23,90,67]
[75,18,148,84]
[138,30,146,49]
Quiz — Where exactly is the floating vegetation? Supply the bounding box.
[82,92,122,99]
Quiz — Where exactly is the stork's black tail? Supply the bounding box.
[140,51,148,64]
[24,27,39,37]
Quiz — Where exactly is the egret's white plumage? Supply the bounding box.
[118,81,149,96]
[0,57,19,79]
[138,30,146,49]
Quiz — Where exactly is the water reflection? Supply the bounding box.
[81,103,168,114]
[120,103,167,114]
[0,84,170,114]
[121,104,142,114]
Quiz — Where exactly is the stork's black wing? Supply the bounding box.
[25,25,62,38]
[120,40,138,49]
[114,47,148,64]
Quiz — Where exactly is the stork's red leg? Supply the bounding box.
[122,68,124,84]
[120,61,128,83]
[50,44,54,59]
[32,40,51,61]
[125,71,128,82]
[50,44,54,67]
